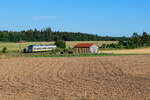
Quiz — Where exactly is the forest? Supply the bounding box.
[0,27,127,42]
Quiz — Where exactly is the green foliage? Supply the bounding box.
[23,48,27,53]
[141,32,150,46]
[50,48,61,54]
[101,44,107,48]
[21,53,136,58]
[2,47,7,53]
[55,39,66,49]
[0,27,128,42]
[100,32,150,49]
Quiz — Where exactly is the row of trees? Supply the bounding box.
[0,27,127,42]
[100,32,150,49]
[1,27,150,49]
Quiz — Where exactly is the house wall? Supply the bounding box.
[90,45,99,53]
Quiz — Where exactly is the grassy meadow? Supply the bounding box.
[1,41,150,57]
[101,47,150,54]
[0,41,118,52]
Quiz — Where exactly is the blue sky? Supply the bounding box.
[0,0,150,36]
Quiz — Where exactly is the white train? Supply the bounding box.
[28,45,56,52]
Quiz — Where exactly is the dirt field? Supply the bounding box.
[101,47,150,54]
[0,55,149,100]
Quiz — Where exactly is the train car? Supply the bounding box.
[28,45,56,53]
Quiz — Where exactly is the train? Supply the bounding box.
[28,45,56,53]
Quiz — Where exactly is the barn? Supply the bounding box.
[74,43,99,54]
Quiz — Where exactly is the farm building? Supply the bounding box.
[74,43,99,54]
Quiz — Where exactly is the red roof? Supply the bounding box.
[74,43,94,48]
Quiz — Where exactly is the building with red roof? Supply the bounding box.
[74,43,94,48]
[74,43,99,54]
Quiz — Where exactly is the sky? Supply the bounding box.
[0,0,150,36]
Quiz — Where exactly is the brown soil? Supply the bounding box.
[0,55,149,100]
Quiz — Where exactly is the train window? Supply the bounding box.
[32,46,55,51]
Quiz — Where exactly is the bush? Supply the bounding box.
[55,39,66,49]
[100,44,106,48]
[23,48,27,53]
[2,47,7,53]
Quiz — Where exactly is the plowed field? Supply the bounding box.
[0,55,149,100]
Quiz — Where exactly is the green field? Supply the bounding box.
[0,41,118,52]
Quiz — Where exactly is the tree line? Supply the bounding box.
[0,27,127,42]
[100,32,150,49]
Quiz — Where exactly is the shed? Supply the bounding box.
[74,43,99,54]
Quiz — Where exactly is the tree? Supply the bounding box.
[26,30,34,41]
[0,27,132,42]
[0,31,9,41]
[33,28,41,41]
[2,47,7,53]
[131,32,141,47]
[141,32,150,46]
[55,39,66,49]
[44,27,52,41]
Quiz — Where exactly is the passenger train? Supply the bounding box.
[28,45,56,52]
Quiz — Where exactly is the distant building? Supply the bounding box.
[74,43,99,54]
[19,40,26,43]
